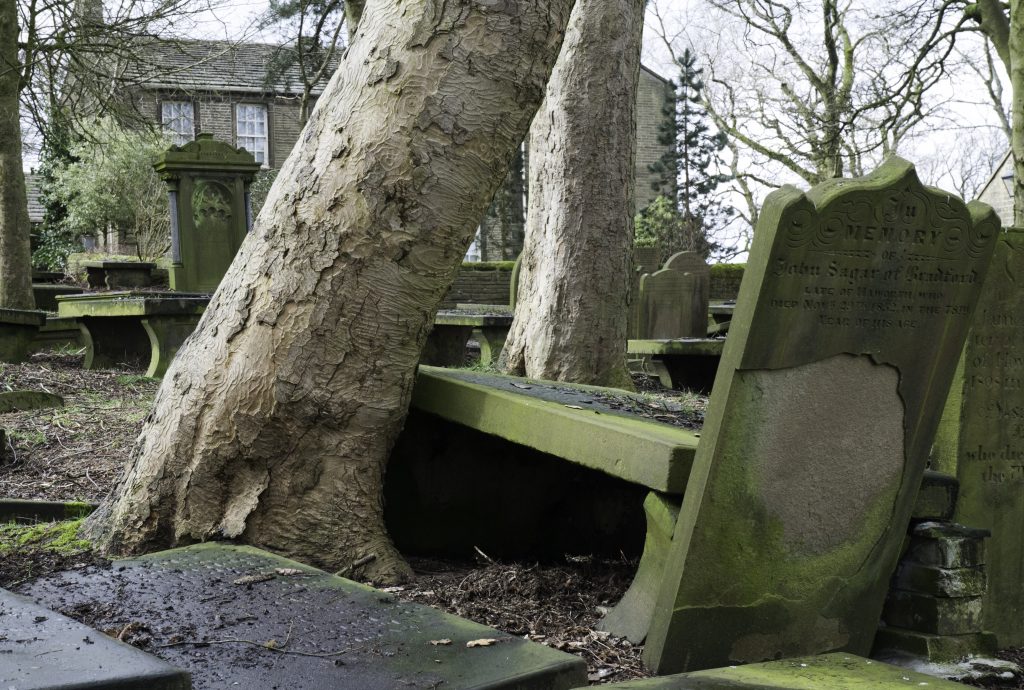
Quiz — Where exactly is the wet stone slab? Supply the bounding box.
[0,588,191,690]
[16,543,587,690]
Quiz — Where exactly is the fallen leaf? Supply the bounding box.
[430,639,452,646]
[466,638,497,648]
[275,568,303,576]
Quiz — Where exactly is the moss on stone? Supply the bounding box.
[0,518,91,554]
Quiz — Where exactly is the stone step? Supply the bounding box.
[0,588,191,689]
[596,652,970,688]
[16,542,588,690]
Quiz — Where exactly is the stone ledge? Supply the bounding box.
[411,366,699,494]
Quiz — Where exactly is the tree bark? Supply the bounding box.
[500,0,642,387]
[0,0,37,310]
[84,0,574,583]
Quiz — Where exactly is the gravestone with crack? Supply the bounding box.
[641,157,1001,674]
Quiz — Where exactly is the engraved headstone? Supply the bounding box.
[153,133,262,293]
[932,227,1024,645]
[641,158,1000,674]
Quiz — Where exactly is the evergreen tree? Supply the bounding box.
[644,48,732,260]
[31,108,81,271]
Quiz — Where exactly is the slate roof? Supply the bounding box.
[24,174,44,225]
[125,39,343,97]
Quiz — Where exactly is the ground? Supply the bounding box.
[1,350,1019,688]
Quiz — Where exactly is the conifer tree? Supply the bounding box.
[643,48,731,260]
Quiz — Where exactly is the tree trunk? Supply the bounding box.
[0,0,37,311]
[84,0,574,584]
[344,0,364,46]
[500,0,642,387]
[1011,0,1024,227]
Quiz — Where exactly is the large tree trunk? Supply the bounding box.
[0,0,37,310]
[84,0,574,583]
[500,0,642,387]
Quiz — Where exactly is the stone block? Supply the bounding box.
[883,591,984,635]
[873,627,997,662]
[911,470,958,520]
[0,308,47,363]
[0,589,191,689]
[904,524,986,568]
[596,653,970,689]
[82,260,156,289]
[893,562,985,598]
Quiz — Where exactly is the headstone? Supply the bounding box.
[637,270,702,338]
[664,251,711,331]
[153,133,262,293]
[0,390,63,413]
[629,245,663,338]
[641,158,1000,674]
[932,227,1024,645]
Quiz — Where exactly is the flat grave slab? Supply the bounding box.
[412,365,699,494]
[0,588,191,690]
[599,653,968,689]
[627,339,725,393]
[17,543,587,690]
[425,309,514,366]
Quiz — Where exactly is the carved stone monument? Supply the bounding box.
[641,158,1000,674]
[153,134,262,293]
[933,227,1024,646]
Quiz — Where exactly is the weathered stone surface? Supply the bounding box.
[664,251,711,333]
[20,543,587,689]
[641,159,1000,674]
[411,366,698,494]
[0,589,191,689]
[873,627,998,662]
[0,308,46,363]
[31,284,83,311]
[933,227,1024,645]
[905,533,986,569]
[0,390,63,413]
[893,562,986,598]
[598,653,970,689]
[911,470,958,520]
[153,134,262,293]
[627,338,725,393]
[82,260,155,290]
[638,270,702,339]
[883,591,984,635]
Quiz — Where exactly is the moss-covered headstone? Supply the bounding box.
[153,134,262,293]
[642,158,1000,674]
[933,227,1024,645]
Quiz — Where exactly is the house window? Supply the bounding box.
[236,103,269,166]
[161,101,194,145]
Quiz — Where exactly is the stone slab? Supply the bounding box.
[642,159,1000,674]
[411,366,698,494]
[904,530,986,569]
[627,339,725,357]
[0,588,191,690]
[597,653,969,689]
[19,543,587,690]
[31,284,84,312]
[933,227,1024,645]
[56,291,209,318]
[872,627,997,662]
[0,308,46,327]
[0,390,63,413]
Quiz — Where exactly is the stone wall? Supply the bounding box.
[440,264,515,307]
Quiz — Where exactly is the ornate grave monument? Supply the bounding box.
[154,133,262,292]
[635,158,1000,673]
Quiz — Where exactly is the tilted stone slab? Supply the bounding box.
[19,543,587,690]
[597,653,970,689]
[641,158,1000,674]
[0,390,63,413]
[412,365,699,494]
[0,588,191,689]
[931,227,1024,645]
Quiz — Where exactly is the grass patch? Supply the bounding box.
[0,518,91,554]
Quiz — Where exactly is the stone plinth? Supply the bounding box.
[82,260,156,289]
[31,284,84,311]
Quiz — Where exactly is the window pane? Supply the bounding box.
[235,104,268,166]
[161,101,194,146]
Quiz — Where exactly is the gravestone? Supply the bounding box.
[629,245,663,338]
[637,270,702,338]
[932,227,1024,645]
[664,250,711,321]
[153,133,262,293]
[641,158,1000,674]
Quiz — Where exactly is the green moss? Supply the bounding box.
[460,261,516,271]
[9,429,46,445]
[0,519,91,554]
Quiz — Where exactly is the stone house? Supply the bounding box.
[977,151,1013,227]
